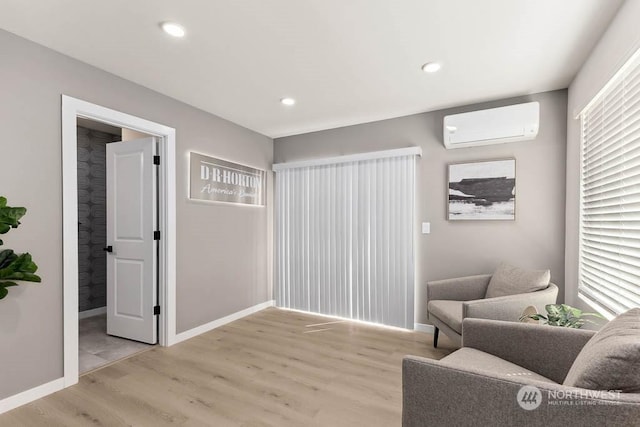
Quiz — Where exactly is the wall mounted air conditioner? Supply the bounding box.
[443,101,539,149]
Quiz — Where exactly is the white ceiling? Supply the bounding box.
[0,0,623,138]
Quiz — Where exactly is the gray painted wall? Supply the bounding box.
[565,0,640,311]
[274,90,568,324]
[0,29,273,399]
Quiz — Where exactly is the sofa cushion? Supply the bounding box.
[440,348,555,384]
[428,300,463,333]
[563,308,640,392]
[485,262,550,299]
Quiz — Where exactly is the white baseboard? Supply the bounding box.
[0,378,64,415]
[414,323,435,334]
[171,300,275,345]
[78,306,107,320]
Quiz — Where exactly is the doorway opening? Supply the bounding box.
[76,119,156,373]
[62,96,177,388]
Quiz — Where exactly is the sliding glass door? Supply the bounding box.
[274,151,417,329]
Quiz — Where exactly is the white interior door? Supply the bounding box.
[106,137,157,344]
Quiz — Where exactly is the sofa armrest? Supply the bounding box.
[462,283,559,323]
[426,274,491,302]
[402,355,640,427]
[461,318,596,384]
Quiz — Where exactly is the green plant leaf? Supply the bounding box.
[561,304,583,318]
[546,304,561,317]
[0,197,41,301]
[0,253,41,282]
[0,281,18,287]
[0,277,18,300]
[20,273,41,282]
[0,249,15,268]
[541,303,605,328]
[0,207,26,231]
[547,314,561,325]
[0,197,27,235]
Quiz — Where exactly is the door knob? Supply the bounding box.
[103,246,113,253]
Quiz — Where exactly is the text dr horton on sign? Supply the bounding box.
[189,152,266,206]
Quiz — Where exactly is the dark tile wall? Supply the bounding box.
[77,126,120,312]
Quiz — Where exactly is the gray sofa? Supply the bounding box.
[427,273,558,347]
[403,317,640,426]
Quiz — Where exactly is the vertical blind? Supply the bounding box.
[274,151,417,329]
[579,48,640,315]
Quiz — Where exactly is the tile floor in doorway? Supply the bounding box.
[79,314,152,374]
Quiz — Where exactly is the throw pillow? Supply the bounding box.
[485,262,550,298]
[563,308,640,392]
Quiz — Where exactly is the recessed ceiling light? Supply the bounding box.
[422,62,441,73]
[161,22,186,38]
[280,97,296,106]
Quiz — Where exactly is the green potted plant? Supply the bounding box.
[0,196,41,299]
[520,303,604,328]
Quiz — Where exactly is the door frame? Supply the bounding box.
[61,95,177,387]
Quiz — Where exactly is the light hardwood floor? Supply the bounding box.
[2,308,454,426]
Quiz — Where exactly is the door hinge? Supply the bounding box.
[154,230,161,240]
[153,155,160,165]
[154,305,161,315]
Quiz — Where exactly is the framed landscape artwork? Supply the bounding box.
[447,159,516,220]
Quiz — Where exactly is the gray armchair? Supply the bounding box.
[427,273,558,347]
[403,317,640,426]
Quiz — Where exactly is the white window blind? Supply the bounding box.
[274,150,417,329]
[579,48,640,315]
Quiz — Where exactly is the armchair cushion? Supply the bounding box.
[462,318,594,384]
[564,308,640,392]
[403,354,640,427]
[485,262,550,298]
[428,300,462,333]
[439,347,555,384]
